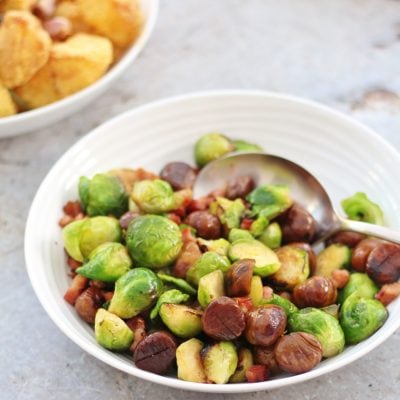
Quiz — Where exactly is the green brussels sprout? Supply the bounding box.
[270,246,309,290]
[202,341,238,384]
[229,347,254,383]
[339,272,379,304]
[176,338,207,383]
[186,252,231,286]
[197,270,225,308]
[250,216,269,237]
[62,219,87,262]
[79,174,128,217]
[76,242,132,282]
[288,307,345,358]
[197,238,230,256]
[128,196,141,213]
[341,192,384,225]
[159,303,203,338]
[94,309,133,351]
[126,215,183,269]
[228,228,254,243]
[132,179,182,214]
[108,268,163,318]
[340,293,388,344]
[249,275,263,306]
[261,293,299,316]
[228,238,281,278]
[232,139,263,153]
[258,222,282,249]
[321,304,340,319]
[150,289,189,319]
[157,273,196,295]
[247,184,293,220]
[79,216,122,259]
[315,244,351,278]
[210,197,245,230]
[194,133,234,167]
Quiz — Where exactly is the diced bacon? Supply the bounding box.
[240,218,253,230]
[375,282,400,306]
[126,316,147,352]
[246,365,269,383]
[331,269,350,289]
[64,275,88,305]
[63,201,83,218]
[67,256,82,270]
[233,297,254,313]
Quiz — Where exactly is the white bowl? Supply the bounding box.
[25,91,400,393]
[0,0,158,139]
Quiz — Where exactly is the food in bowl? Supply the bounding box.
[0,0,142,117]
[59,133,400,384]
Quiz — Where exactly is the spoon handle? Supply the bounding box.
[339,217,400,245]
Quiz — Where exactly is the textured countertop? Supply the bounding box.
[1,0,400,399]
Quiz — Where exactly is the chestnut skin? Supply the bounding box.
[351,238,383,272]
[274,332,323,374]
[160,162,197,190]
[326,231,366,248]
[226,176,255,200]
[74,286,104,324]
[292,276,337,308]
[245,305,287,347]
[185,211,222,240]
[253,345,281,375]
[366,242,400,284]
[226,259,254,297]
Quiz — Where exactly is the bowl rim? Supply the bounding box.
[0,0,159,133]
[24,90,400,393]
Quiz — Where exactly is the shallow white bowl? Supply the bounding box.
[25,91,400,393]
[0,0,158,139]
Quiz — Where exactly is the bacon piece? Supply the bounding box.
[126,316,147,352]
[64,275,88,305]
[245,365,269,383]
[375,282,400,306]
[331,269,350,289]
[63,201,83,218]
[172,241,202,278]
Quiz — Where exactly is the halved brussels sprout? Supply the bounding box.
[94,309,133,351]
[62,219,87,262]
[126,215,183,269]
[159,303,203,338]
[76,242,132,282]
[79,216,122,259]
[250,216,269,237]
[79,174,128,217]
[228,228,254,243]
[198,269,225,308]
[341,192,384,225]
[340,293,388,344]
[229,348,254,383]
[197,238,230,256]
[176,338,207,383]
[288,307,345,358]
[228,239,281,277]
[314,244,351,278]
[150,289,189,319]
[194,133,234,167]
[157,273,197,295]
[108,268,163,318]
[261,293,299,316]
[339,272,379,304]
[202,341,238,384]
[232,139,263,153]
[249,275,263,306]
[210,197,245,230]
[247,184,293,220]
[258,222,282,249]
[186,252,231,286]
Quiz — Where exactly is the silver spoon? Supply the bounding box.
[193,152,400,245]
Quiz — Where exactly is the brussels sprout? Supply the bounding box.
[79,174,128,217]
[94,309,133,351]
[250,216,269,237]
[194,133,234,167]
[186,252,231,286]
[249,275,263,306]
[288,307,345,357]
[269,246,309,290]
[228,228,254,243]
[229,348,254,383]
[261,293,299,316]
[157,273,197,295]
[232,139,263,153]
[321,304,340,319]
[126,215,183,269]
[197,238,230,256]
[210,197,245,230]
[62,219,87,262]
[341,192,384,225]
[202,341,238,384]
[258,222,282,249]
[79,216,122,259]
[76,242,132,282]
[247,184,293,220]
[228,239,281,277]
[176,338,207,383]
[340,293,388,344]
[108,268,163,318]
[128,197,141,213]
[198,270,225,308]
[159,303,203,338]
[314,244,351,278]
[339,272,379,304]
[150,289,190,319]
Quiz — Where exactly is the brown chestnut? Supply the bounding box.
[185,211,222,239]
[326,231,366,248]
[253,345,281,375]
[226,176,255,200]
[74,286,104,323]
[226,259,254,297]
[160,162,197,190]
[292,276,337,308]
[351,238,383,272]
[366,242,400,284]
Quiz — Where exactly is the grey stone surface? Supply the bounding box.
[1,0,400,398]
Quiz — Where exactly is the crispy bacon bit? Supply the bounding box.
[59,214,73,227]
[375,282,400,306]
[64,275,88,305]
[89,280,107,289]
[102,291,114,302]
[262,286,274,300]
[233,296,253,313]
[187,196,214,213]
[67,256,82,270]
[331,269,350,289]
[63,201,83,218]
[181,227,197,244]
[240,218,253,230]
[167,212,181,225]
[245,365,269,383]
[126,316,147,352]
[172,241,202,278]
